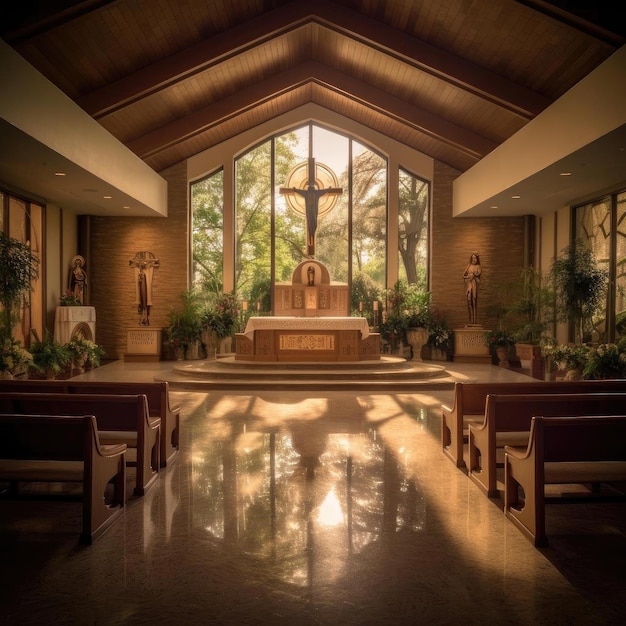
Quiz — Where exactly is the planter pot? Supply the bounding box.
[0,370,14,380]
[73,355,88,374]
[185,340,202,360]
[514,343,545,380]
[495,346,510,368]
[201,331,218,360]
[406,327,428,362]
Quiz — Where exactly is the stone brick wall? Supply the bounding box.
[88,162,188,359]
[431,161,525,332]
[88,158,527,358]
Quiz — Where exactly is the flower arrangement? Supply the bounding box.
[0,336,32,375]
[485,329,515,348]
[29,331,72,378]
[66,336,104,368]
[542,342,590,372]
[202,291,240,339]
[427,310,453,354]
[583,339,626,380]
[60,290,82,306]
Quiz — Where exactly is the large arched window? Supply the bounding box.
[574,190,626,341]
[191,123,430,319]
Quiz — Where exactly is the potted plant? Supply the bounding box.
[0,336,33,379]
[485,329,515,367]
[29,331,72,379]
[201,291,240,355]
[66,336,104,373]
[380,280,431,358]
[541,340,590,380]
[167,290,203,359]
[427,310,453,360]
[59,289,83,306]
[583,338,626,380]
[549,240,608,344]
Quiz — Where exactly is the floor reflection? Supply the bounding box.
[190,404,426,589]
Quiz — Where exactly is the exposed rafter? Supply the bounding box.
[78,0,549,121]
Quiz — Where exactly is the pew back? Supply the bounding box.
[0,392,159,496]
[0,413,126,543]
[0,379,179,467]
[504,415,626,546]
[468,392,626,496]
[441,380,626,468]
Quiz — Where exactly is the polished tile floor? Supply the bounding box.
[1,361,625,625]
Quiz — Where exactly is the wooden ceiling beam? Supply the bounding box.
[128,61,496,161]
[79,0,548,120]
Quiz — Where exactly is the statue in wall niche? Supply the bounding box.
[307,265,315,286]
[69,255,87,305]
[463,252,481,325]
[129,251,160,326]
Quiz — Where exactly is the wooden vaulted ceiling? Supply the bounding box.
[1,0,624,182]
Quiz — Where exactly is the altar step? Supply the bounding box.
[158,356,459,391]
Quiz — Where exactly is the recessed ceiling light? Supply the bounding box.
[54,171,66,176]
[103,195,112,199]
[511,195,520,199]
[559,172,572,176]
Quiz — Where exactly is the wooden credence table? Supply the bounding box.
[235,316,380,362]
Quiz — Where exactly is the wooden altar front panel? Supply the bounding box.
[235,327,380,362]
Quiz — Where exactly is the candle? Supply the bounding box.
[359,301,363,312]
[373,300,379,311]
[256,300,261,312]
[242,300,248,311]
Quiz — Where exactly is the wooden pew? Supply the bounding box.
[0,393,160,496]
[0,380,180,468]
[441,380,626,468]
[0,413,126,544]
[504,415,626,546]
[467,393,626,497]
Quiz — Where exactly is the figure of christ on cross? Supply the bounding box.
[279,158,342,258]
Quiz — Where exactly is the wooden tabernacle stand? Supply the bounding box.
[236,260,380,362]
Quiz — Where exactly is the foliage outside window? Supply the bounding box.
[574,192,626,341]
[192,169,224,295]
[192,124,430,320]
[398,168,429,288]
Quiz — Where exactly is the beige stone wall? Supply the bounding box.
[431,161,526,332]
[87,158,527,358]
[88,162,188,359]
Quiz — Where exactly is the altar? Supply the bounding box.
[235,316,380,362]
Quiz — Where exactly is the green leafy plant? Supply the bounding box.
[167,290,203,347]
[66,337,104,367]
[29,331,72,377]
[201,291,240,339]
[549,241,608,343]
[485,329,515,348]
[541,341,590,372]
[0,336,32,375]
[427,309,453,355]
[0,231,39,337]
[508,266,554,344]
[583,338,626,380]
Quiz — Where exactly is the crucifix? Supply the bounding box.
[279,158,342,258]
[129,251,160,326]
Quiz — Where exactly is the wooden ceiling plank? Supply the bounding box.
[128,61,495,161]
[78,0,548,122]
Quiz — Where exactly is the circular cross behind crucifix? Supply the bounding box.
[280,159,342,258]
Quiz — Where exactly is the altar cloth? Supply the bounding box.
[243,316,370,340]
